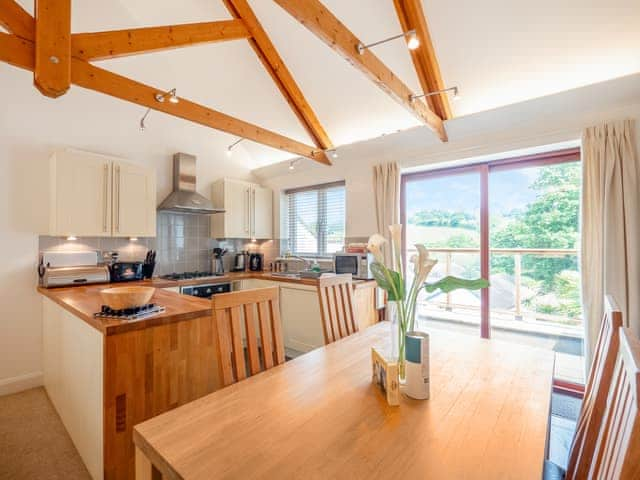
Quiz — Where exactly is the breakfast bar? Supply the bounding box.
[133,322,555,479]
[37,273,378,480]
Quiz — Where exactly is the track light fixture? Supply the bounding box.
[289,158,302,171]
[357,29,419,55]
[226,138,245,157]
[139,88,179,131]
[410,86,461,102]
[155,88,179,104]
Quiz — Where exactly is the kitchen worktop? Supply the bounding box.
[37,272,377,336]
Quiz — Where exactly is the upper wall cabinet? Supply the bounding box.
[211,178,272,240]
[49,149,156,237]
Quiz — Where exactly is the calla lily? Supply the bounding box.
[411,244,438,285]
[366,233,387,265]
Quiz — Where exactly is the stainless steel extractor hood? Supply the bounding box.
[157,153,224,215]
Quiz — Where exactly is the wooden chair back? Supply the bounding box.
[566,295,623,479]
[211,287,285,387]
[317,275,358,344]
[588,328,640,479]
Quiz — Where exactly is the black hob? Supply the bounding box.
[160,271,225,281]
[94,304,166,321]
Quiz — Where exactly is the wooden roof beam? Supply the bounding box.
[34,0,71,98]
[393,0,451,120]
[224,0,333,150]
[72,20,250,61]
[0,0,34,40]
[0,32,330,165]
[273,0,447,142]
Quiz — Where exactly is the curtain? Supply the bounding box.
[581,119,640,367]
[373,162,400,267]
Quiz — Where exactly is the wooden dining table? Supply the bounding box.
[133,321,555,479]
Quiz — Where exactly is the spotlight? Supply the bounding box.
[406,30,420,50]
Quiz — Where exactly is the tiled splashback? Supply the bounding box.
[38,215,362,275]
[39,212,274,276]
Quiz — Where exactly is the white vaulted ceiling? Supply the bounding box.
[7,0,640,169]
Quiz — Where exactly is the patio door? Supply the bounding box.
[401,148,583,389]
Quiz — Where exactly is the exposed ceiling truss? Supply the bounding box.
[392,0,451,120]
[0,0,449,165]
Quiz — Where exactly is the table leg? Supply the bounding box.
[135,446,161,480]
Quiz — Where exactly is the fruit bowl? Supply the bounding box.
[100,286,156,310]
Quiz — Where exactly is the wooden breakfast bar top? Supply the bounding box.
[133,322,555,480]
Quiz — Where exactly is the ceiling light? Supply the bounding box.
[406,31,420,50]
[357,29,419,55]
[226,138,244,157]
[410,86,461,102]
[154,88,179,104]
[139,107,151,131]
[66,235,77,241]
[327,149,338,159]
[289,158,301,171]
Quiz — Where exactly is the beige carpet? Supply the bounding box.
[0,387,91,480]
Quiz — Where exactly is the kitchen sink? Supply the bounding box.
[268,272,301,279]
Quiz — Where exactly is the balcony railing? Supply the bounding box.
[407,247,581,328]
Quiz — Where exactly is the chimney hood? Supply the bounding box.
[157,153,224,215]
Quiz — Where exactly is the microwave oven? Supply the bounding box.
[334,253,375,279]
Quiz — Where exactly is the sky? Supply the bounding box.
[405,167,545,220]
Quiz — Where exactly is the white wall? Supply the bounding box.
[254,74,640,240]
[0,65,255,394]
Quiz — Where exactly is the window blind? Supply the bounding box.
[285,181,346,257]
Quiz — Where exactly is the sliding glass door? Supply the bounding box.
[401,148,583,388]
[403,167,483,335]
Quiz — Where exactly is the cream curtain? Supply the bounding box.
[581,119,640,367]
[373,162,400,267]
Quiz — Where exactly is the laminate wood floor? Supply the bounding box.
[0,387,90,480]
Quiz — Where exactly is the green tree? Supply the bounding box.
[491,162,581,316]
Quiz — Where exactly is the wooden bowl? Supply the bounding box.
[100,286,156,310]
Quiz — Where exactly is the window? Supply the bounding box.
[285,181,346,257]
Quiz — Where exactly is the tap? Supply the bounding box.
[288,256,312,271]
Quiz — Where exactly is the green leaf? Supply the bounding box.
[370,262,405,301]
[424,276,489,294]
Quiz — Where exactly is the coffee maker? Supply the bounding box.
[249,253,263,271]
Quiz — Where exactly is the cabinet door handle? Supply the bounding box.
[115,165,120,233]
[252,189,256,237]
[103,164,108,232]
[245,188,250,234]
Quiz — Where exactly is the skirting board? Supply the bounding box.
[0,371,43,396]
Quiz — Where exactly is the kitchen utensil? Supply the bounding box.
[212,248,227,275]
[143,250,156,279]
[100,286,156,310]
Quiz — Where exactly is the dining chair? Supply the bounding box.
[587,327,640,479]
[211,286,285,387]
[564,295,623,479]
[317,274,358,344]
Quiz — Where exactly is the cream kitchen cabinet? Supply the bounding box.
[211,178,272,239]
[48,149,156,237]
[112,160,156,237]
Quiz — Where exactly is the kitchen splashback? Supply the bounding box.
[38,212,276,275]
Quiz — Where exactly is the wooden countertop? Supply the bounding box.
[38,283,212,336]
[38,273,377,336]
[133,322,554,479]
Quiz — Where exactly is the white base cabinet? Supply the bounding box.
[42,298,103,480]
[236,280,325,353]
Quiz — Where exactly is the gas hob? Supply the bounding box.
[160,271,225,281]
[94,304,166,321]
